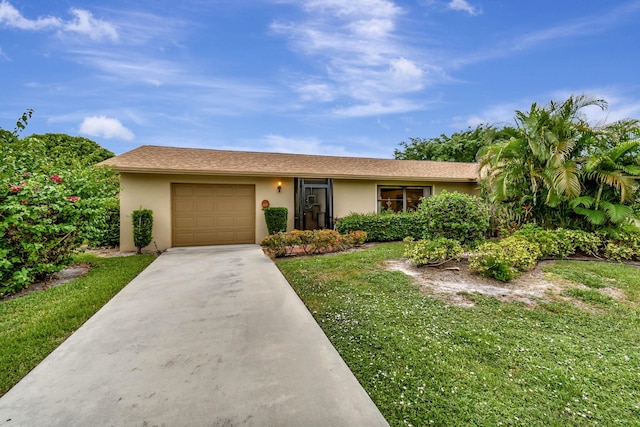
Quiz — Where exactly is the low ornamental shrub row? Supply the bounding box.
[261,229,367,257]
[337,191,491,248]
[406,224,640,282]
[335,212,425,242]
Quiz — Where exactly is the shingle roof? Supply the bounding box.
[99,145,479,182]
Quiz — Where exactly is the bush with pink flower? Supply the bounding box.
[0,113,119,296]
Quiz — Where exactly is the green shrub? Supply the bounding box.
[345,230,367,246]
[604,228,640,261]
[83,198,120,247]
[512,224,560,257]
[404,237,463,267]
[261,232,287,257]
[511,225,605,258]
[261,229,364,257]
[264,207,288,234]
[555,228,604,257]
[132,209,153,254]
[0,169,116,296]
[469,236,541,282]
[417,190,489,248]
[469,241,516,282]
[335,212,425,242]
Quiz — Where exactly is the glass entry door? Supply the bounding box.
[295,178,333,230]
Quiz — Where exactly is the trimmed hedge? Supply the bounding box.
[335,212,425,242]
[132,209,153,254]
[264,207,288,235]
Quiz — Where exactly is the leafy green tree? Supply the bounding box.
[22,133,114,168]
[394,124,504,162]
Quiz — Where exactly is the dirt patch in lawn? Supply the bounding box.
[2,248,136,302]
[385,258,627,308]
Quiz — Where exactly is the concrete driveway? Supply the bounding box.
[0,245,388,426]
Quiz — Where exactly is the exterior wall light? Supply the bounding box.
[277,181,282,192]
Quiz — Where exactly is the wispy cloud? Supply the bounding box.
[79,116,134,140]
[271,0,441,116]
[453,87,640,130]
[447,0,481,15]
[454,1,640,67]
[247,134,381,157]
[550,88,640,125]
[0,1,118,42]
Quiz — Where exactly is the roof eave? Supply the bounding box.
[111,167,477,182]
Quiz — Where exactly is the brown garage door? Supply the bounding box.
[172,184,255,246]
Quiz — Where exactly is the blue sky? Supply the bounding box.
[1,0,639,158]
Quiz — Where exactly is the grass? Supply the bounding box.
[276,243,640,426]
[0,253,156,396]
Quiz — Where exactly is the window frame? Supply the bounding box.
[377,186,432,213]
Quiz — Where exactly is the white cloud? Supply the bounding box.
[451,102,520,129]
[452,88,640,131]
[295,81,335,102]
[255,134,364,157]
[79,116,134,140]
[64,8,118,42]
[0,1,118,42]
[0,1,60,30]
[454,2,640,68]
[333,99,424,117]
[447,0,481,15]
[550,88,640,125]
[272,0,439,116]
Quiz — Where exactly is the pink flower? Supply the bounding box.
[9,185,22,193]
[50,174,62,183]
[21,200,28,205]
[24,173,30,178]
[67,196,79,202]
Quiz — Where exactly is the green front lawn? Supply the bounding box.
[277,243,640,426]
[0,253,156,396]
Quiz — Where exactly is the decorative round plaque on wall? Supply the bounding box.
[261,199,270,209]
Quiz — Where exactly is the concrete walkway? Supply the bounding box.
[0,245,388,426]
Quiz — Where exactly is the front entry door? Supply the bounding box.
[295,178,333,230]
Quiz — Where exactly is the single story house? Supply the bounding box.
[100,145,480,252]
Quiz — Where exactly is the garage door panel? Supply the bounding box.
[174,186,194,197]
[174,217,195,228]
[172,184,255,247]
[195,200,215,213]
[194,186,216,197]
[174,200,194,213]
[196,217,215,228]
[235,186,254,197]
[214,186,235,197]
[236,216,254,227]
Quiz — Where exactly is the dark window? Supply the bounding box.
[378,186,431,213]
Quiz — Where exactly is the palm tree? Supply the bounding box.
[571,130,640,225]
[480,96,605,221]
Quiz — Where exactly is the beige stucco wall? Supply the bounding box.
[119,173,479,252]
[333,179,479,219]
[119,173,294,252]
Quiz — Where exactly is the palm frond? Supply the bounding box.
[600,201,634,224]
